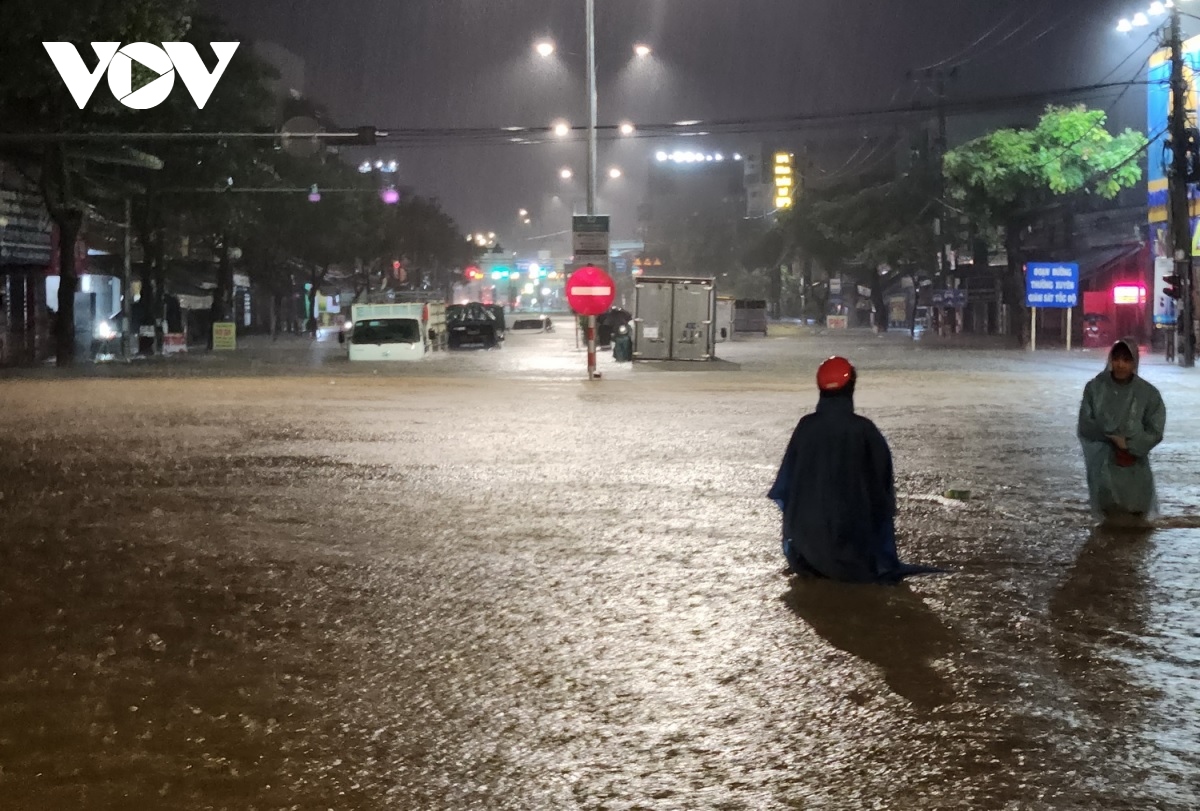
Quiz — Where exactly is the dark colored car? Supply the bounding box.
[485,304,507,341]
[447,303,501,349]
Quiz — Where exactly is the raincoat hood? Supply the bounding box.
[1105,338,1140,375]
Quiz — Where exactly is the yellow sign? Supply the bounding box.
[773,150,795,209]
[212,322,237,350]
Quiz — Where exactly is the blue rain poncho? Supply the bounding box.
[768,393,940,584]
[1076,339,1166,519]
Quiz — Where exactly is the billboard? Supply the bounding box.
[1145,36,1199,218]
[1147,37,1200,327]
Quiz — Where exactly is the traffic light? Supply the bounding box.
[464,265,483,281]
[1163,274,1184,300]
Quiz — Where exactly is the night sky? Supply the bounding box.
[203,0,1159,250]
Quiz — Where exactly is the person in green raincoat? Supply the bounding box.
[1077,339,1166,522]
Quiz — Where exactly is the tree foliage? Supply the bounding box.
[943,105,1147,336]
[944,105,1147,238]
[1,1,473,360]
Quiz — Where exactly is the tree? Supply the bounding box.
[763,164,939,330]
[944,105,1147,337]
[385,196,475,294]
[0,0,194,364]
[809,171,941,331]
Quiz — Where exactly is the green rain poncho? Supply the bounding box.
[1076,339,1166,519]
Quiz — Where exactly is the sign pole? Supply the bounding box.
[1066,307,1072,352]
[565,263,616,380]
[1031,306,1037,351]
[587,315,597,378]
[123,196,134,360]
[571,215,611,379]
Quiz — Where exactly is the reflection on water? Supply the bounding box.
[782,581,959,708]
[1050,524,1200,808]
[1051,525,1156,718]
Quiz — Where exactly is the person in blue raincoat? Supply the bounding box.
[768,356,940,584]
[1077,339,1166,522]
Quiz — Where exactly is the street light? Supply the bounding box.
[518,208,528,217]
[634,44,652,58]
[608,167,622,179]
[553,120,571,137]
[535,40,555,57]
[560,167,574,180]
[619,121,635,136]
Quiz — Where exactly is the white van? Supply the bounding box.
[342,302,447,361]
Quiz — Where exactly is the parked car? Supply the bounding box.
[447,302,501,349]
[511,314,554,332]
[485,304,507,342]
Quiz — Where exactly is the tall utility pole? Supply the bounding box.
[1168,8,1196,367]
[585,0,598,217]
[934,69,954,335]
[583,0,600,378]
[122,197,134,360]
[913,66,958,333]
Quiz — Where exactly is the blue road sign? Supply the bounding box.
[932,289,967,307]
[1025,262,1079,308]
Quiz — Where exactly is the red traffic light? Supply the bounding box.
[464,265,483,281]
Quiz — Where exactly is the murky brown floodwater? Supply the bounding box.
[1,330,1197,809]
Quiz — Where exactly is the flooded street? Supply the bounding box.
[1,330,1197,810]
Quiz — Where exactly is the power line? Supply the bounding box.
[952,6,1078,71]
[946,6,1051,69]
[913,6,1028,73]
[370,79,1146,147]
[0,80,1145,154]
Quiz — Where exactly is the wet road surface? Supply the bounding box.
[1,328,1197,809]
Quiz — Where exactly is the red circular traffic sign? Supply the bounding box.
[565,265,616,316]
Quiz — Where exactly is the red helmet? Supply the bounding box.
[817,356,855,391]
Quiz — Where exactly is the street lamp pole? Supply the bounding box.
[586,0,598,217]
[583,0,600,378]
[1168,7,1197,367]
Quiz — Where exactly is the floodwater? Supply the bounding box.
[1,327,1197,810]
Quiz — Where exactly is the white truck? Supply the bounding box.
[341,301,447,361]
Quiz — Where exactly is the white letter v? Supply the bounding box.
[163,42,240,109]
[43,43,120,109]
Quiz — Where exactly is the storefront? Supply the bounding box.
[0,168,53,366]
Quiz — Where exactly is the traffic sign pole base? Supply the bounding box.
[586,318,597,380]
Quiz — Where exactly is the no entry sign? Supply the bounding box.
[565,265,616,316]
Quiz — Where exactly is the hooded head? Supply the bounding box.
[817,356,856,399]
[1106,338,1139,384]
